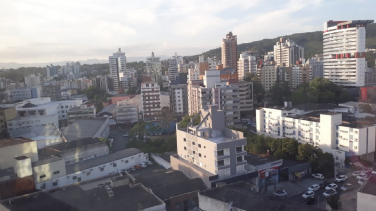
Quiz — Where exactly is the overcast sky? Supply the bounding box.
[1,0,375,63]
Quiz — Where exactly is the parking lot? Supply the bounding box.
[108,128,130,153]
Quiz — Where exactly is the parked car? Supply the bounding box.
[123,133,129,137]
[359,178,368,185]
[302,191,315,198]
[341,183,353,191]
[312,173,325,179]
[302,197,316,205]
[325,183,338,191]
[372,170,376,175]
[356,172,368,180]
[146,161,153,165]
[364,167,373,172]
[319,180,330,189]
[140,163,147,168]
[323,189,337,198]
[308,184,320,192]
[134,165,141,170]
[352,171,364,177]
[335,175,347,182]
[274,190,288,197]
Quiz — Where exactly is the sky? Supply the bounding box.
[1,0,376,63]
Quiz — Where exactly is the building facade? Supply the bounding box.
[238,52,257,81]
[323,20,374,87]
[24,74,42,87]
[274,38,304,67]
[141,81,161,121]
[257,64,278,92]
[41,81,62,101]
[291,64,311,88]
[170,84,188,117]
[67,105,96,124]
[146,52,162,82]
[306,54,324,79]
[5,88,32,101]
[222,32,237,71]
[109,48,126,92]
[116,99,139,124]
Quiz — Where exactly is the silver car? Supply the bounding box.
[274,190,288,197]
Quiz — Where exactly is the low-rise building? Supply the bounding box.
[41,81,62,101]
[116,99,138,124]
[62,118,110,142]
[0,107,17,130]
[0,138,38,169]
[7,114,59,131]
[97,104,117,118]
[67,105,96,124]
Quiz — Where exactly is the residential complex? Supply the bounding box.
[109,48,126,92]
[307,54,324,79]
[323,20,374,87]
[146,52,162,82]
[238,51,257,81]
[222,32,238,71]
[46,64,58,78]
[291,64,311,88]
[141,81,161,121]
[256,103,376,166]
[274,38,304,67]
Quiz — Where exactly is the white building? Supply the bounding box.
[257,64,278,92]
[255,103,376,166]
[170,84,188,117]
[146,52,162,82]
[291,64,310,88]
[238,51,257,81]
[116,99,139,124]
[24,74,42,87]
[109,48,126,92]
[188,68,200,81]
[274,38,304,67]
[323,20,374,87]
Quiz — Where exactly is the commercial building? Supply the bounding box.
[24,74,42,87]
[169,84,188,118]
[146,52,162,82]
[41,81,62,101]
[274,38,304,67]
[116,99,139,124]
[62,118,110,142]
[67,105,96,124]
[222,32,238,71]
[0,107,17,130]
[238,51,257,81]
[141,81,161,121]
[255,103,376,166]
[173,105,250,187]
[109,48,126,92]
[357,176,376,211]
[323,20,374,87]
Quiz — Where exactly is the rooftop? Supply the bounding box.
[8,114,59,122]
[9,125,62,140]
[68,106,95,112]
[97,104,117,116]
[245,154,281,166]
[359,175,376,195]
[2,183,164,211]
[200,182,322,211]
[62,118,108,141]
[66,148,142,174]
[264,103,346,112]
[16,101,60,110]
[32,156,63,167]
[135,169,207,200]
[0,137,34,148]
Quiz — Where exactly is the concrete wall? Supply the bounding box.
[35,137,64,149]
[357,191,376,211]
[63,142,109,165]
[35,152,149,190]
[33,159,66,183]
[0,141,38,169]
[151,153,171,169]
[199,193,244,211]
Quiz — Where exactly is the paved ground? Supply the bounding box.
[109,128,130,153]
[129,162,165,177]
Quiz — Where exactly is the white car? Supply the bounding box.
[335,175,347,182]
[323,189,337,198]
[146,161,153,165]
[312,173,325,179]
[325,183,338,191]
[356,172,368,180]
[140,163,147,168]
[123,133,129,137]
[371,170,376,175]
[341,183,353,191]
[359,178,368,185]
[274,190,288,197]
[302,190,315,198]
[308,184,320,192]
[352,171,364,177]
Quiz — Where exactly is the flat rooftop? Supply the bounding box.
[8,114,58,122]
[0,137,34,148]
[2,183,163,211]
[17,101,60,110]
[264,103,346,112]
[9,125,62,140]
[32,156,63,167]
[62,118,108,141]
[66,148,142,174]
[200,182,322,211]
[135,169,207,200]
[245,154,281,166]
[359,175,376,195]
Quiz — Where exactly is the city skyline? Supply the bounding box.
[1,0,376,63]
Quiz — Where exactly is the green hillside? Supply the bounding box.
[185,23,376,68]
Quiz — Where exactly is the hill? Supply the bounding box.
[185,23,376,68]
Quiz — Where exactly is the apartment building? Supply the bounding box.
[222,32,238,71]
[291,64,311,88]
[67,105,96,124]
[170,84,188,117]
[146,52,162,82]
[257,64,278,92]
[141,81,161,121]
[109,48,126,92]
[238,51,257,81]
[41,81,62,101]
[46,64,58,78]
[256,103,376,166]
[274,38,304,67]
[116,99,138,124]
[323,20,374,87]
[306,54,324,79]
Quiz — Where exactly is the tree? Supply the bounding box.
[359,103,373,114]
[311,152,334,178]
[269,82,291,106]
[297,143,322,162]
[129,122,147,140]
[326,195,342,210]
[281,138,298,159]
[179,114,200,128]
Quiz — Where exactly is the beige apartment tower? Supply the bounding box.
[222,32,238,71]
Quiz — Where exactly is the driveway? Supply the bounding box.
[109,129,130,153]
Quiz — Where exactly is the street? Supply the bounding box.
[109,128,130,153]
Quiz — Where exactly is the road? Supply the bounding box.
[109,128,130,153]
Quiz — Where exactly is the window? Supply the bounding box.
[124,160,128,163]
[199,153,202,157]
[237,156,243,163]
[236,146,243,153]
[184,147,186,150]
[192,142,195,145]
[53,171,60,175]
[113,163,117,167]
[87,172,91,176]
[40,174,46,179]
[193,151,196,154]
[198,144,201,148]
[183,138,186,142]
[73,176,77,180]
[53,182,58,186]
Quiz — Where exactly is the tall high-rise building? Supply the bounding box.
[221,32,238,71]
[146,52,162,82]
[46,64,58,78]
[238,51,257,81]
[109,48,126,92]
[168,54,183,82]
[323,20,374,87]
[274,38,304,67]
[307,54,324,79]
[141,81,161,121]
